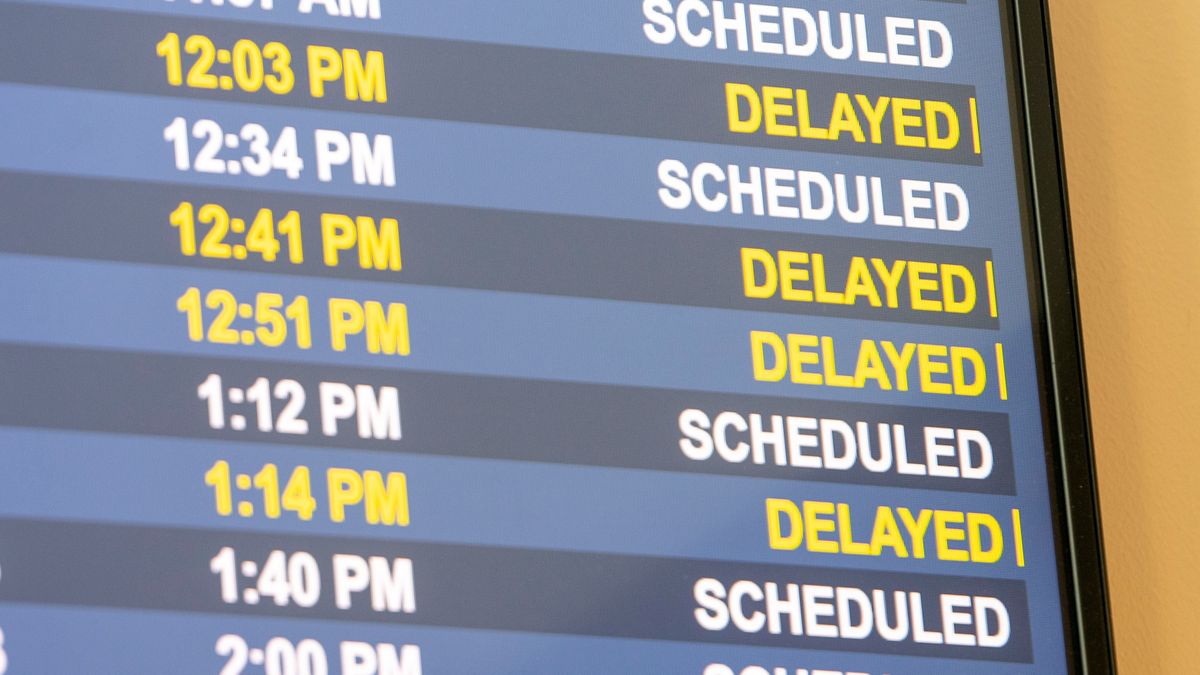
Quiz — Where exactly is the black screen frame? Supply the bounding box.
[1006,1,1115,672]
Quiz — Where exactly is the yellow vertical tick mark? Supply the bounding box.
[995,342,1008,401]
[986,260,999,318]
[970,97,982,155]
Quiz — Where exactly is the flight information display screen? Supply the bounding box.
[0,1,1078,673]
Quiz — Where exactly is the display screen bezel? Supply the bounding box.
[1002,1,1115,671]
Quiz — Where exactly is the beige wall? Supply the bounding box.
[1049,2,1200,671]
